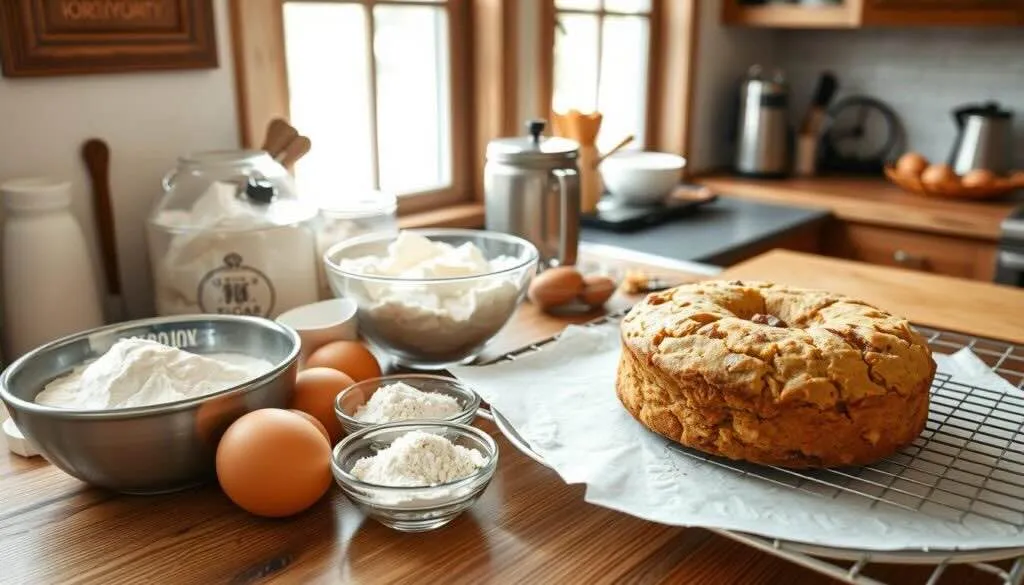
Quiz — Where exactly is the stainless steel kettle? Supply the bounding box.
[949,102,1014,175]
[485,120,581,267]
[735,65,790,177]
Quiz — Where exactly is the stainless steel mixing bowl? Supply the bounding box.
[0,315,300,494]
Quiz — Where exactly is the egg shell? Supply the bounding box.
[216,409,332,518]
[306,341,381,382]
[578,275,616,307]
[289,409,331,443]
[921,164,958,188]
[290,367,356,444]
[528,266,585,309]
[896,152,928,177]
[961,168,997,189]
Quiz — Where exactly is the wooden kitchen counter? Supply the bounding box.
[4,250,1024,585]
[700,175,1020,241]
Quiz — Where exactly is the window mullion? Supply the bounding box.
[594,11,604,112]
[364,0,381,190]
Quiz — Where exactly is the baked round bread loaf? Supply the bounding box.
[617,280,935,468]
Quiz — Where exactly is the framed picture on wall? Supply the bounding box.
[0,0,217,77]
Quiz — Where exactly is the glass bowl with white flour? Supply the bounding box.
[335,374,480,435]
[0,315,300,494]
[323,229,539,369]
[331,421,498,532]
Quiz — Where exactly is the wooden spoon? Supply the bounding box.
[278,135,312,168]
[262,118,298,157]
[81,138,125,323]
[594,134,635,168]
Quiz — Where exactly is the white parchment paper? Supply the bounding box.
[452,325,1024,551]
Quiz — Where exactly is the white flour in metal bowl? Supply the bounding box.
[34,338,273,410]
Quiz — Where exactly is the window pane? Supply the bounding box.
[596,15,649,152]
[555,0,600,9]
[552,14,599,114]
[283,3,374,205]
[374,5,451,194]
[604,0,651,14]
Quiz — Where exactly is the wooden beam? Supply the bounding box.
[229,0,289,148]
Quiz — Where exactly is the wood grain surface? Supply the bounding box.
[700,175,1020,241]
[4,251,1024,584]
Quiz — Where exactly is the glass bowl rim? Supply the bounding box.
[334,374,481,427]
[322,228,539,284]
[331,420,498,494]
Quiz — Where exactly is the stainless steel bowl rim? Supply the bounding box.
[0,314,301,420]
[322,228,540,283]
[334,374,481,425]
[331,420,498,492]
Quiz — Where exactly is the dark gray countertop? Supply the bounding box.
[581,196,831,266]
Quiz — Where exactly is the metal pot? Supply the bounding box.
[484,120,580,267]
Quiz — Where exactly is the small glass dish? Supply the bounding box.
[331,421,498,532]
[334,374,480,436]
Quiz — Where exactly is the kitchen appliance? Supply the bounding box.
[735,65,790,177]
[819,95,903,175]
[995,206,1024,287]
[485,120,581,266]
[580,186,718,232]
[949,102,1014,175]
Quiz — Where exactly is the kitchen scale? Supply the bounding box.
[580,186,718,232]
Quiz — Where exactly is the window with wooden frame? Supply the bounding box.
[537,0,697,166]
[231,0,516,223]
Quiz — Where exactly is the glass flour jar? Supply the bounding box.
[314,191,398,299]
[147,151,320,318]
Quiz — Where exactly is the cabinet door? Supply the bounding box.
[864,0,1024,25]
[824,222,998,281]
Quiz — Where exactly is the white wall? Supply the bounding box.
[0,0,238,320]
[779,28,1024,168]
[686,0,778,174]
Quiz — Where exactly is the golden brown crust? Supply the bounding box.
[617,280,935,468]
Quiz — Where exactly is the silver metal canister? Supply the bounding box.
[484,120,581,267]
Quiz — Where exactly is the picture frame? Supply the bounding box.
[0,0,218,77]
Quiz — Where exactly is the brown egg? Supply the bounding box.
[578,275,616,308]
[528,266,584,309]
[920,164,958,189]
[289,409,330,443]
[216,409,332,518]
[960,168,997,189]
[1010,170,1024,185]
[895,152,928,177]
[290,367,355,444]
[306,341,381,382]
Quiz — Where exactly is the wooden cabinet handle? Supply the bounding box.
[893,250,927,270]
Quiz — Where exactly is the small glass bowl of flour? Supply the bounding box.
[335,374,480,436]
[331,421,498,532]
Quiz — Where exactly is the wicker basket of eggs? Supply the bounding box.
[885,153,1024,200]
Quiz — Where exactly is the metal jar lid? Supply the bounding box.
[486,120,579,165]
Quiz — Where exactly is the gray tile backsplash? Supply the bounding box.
[779,28,1024,168]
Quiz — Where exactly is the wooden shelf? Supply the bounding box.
[722,3,859,28]
[721,1,1024,28]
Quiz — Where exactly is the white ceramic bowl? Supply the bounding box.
[276,298,358,362]
[600,151,686,206]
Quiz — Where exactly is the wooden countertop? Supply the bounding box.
[4,251,1024,584]
[700,175,1021,242]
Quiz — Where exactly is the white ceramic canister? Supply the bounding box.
[1,178,104,360]
[146,151,320,318]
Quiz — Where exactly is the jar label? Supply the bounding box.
[197,253,275,317]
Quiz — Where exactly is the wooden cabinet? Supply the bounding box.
[824,222,998,280]
[722,0,1024,28]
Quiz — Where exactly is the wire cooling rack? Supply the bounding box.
[482,315,1024,585]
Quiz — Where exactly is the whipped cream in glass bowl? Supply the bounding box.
[323,229,538,369]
